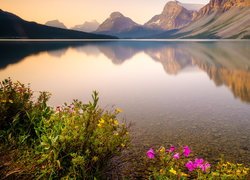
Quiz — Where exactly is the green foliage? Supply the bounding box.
[210,160,249,179]
[36,91,130,179]
[0,79,130,179]
[0,78,52,146]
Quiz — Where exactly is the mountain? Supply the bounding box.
[0,9,116,39]
[71,20,100,32]
[45,20,67,29]
[195,0,250,19]
[96,12,139,34]
[144,1,197,30]
[154,0,250,39]
[95,12,165,38]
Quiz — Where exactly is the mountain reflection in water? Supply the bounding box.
[0,41,249,103]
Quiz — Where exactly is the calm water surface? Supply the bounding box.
[0,41,249,166]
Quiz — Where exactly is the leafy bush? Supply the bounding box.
[0,79,130,179]
[36,92,130,179]
[146,145,249,179]
[0,78,52,146]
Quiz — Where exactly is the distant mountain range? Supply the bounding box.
[45,20,67,29]
[0,0,249,39]
[94,0,250,39]
[0,9,115,39]
[72,20,100,32]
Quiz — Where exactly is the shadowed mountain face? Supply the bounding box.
[145,1,197,30]
[96,12,139,34]
[45,20,67,29]
[1,41,249,103]
[0,9,115,39]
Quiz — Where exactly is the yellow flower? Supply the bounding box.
[121,143,125,147]
[92,156,98,162]
[236,170,241,175]
[181,172,188,177]
[226,170,232,174]
[212,172,219,176]
[222,163,227,167]
[160,169,164,174]
[97,123,102,128]
[169,168,177,175]
[113,120,119,126]
[98,118,105,127]
[243,170,248,175]
[126,132,129,135]
[114,132,119,136]
[99,118,105,124]
[9,100,13,103]
[116,108,123,113]
[159,147,166,153]
[1,100,7,103]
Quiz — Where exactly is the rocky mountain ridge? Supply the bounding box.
[96,12,139,33]
[145,1,198,30]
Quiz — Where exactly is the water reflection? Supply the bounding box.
[1,41,249,103]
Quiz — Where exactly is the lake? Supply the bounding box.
[0,40,249,168]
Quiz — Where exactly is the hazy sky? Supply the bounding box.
[0,0,209,27]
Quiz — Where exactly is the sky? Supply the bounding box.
[0,0,209,28]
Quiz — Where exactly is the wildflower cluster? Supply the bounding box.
[0,79,130,179]
[146,145,249,179]
[35,92,130,179]
[147,145,203,179]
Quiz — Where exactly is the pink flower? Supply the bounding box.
[185,161,195,171]
[173,153,180,159]
[146,148,155,159]
[167,145,175,153]
[200,163,211,172]
[194,158,204,168]
[169,145,175,152]
[183,146,191,157]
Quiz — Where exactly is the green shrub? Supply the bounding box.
[0,79,130,179]
[0,78,52,146]
[35,91,130,179]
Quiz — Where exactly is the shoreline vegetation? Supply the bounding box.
[0,79,249,179]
